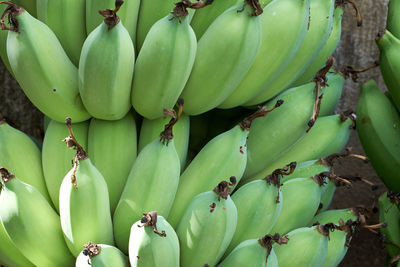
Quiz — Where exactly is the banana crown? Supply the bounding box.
[0,1,24,32]
[159,98,184,145]
[239,100,283,131]
[138,211,167,237]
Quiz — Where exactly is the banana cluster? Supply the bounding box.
[0,0,389,266]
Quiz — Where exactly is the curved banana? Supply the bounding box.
[36,0,86,66]
[0,4,12,75]
[376,30,400,111]
[88,112,137,214]
[1,2,90,122]
[176,180,238,267]
[86,0,140,44]
[131,3,197,119]
[79,1,134,120]
[129,212,180,267]
[218,0,310,109]
[59,119,114,257]
[233,0,334,107]
[387,0,400,39]
[0,119,51,204]
[42,119,89,211]
[318,69,345,116]
[76,243,129,267]
[0,168,75,266]
[356,80,400,192]
[179,1,263,115]
[139,113,190,171]
[113,103,182,254]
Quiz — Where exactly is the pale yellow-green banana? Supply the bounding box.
[76,243,129,267]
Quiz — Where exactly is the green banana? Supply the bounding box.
[378,191,400,259]
[42,119,89,211]
[138,113,190,171]
[59,119,114,257]
[218,0,310,108]
[131,3,197,119]
[318,69,345,116]
[86,0,140,44]
[43,114,51,132]
[76,242,129,267]
[168,102,282,228]
[376,30,400,112]
[246,113,354,183]
[36,0,86,66]
[113,102,182,254]
[0,4,12,75]
[0,168,75,266]
[1,2,90,122]
[176,180,238,267]
[13,0,36,16]
[219,234,288,267]
[273,225,329,266]
[179,1,263,115]
[129,212,180,267]
[88,112,137,214]
[0,119,51,204]
[356,80,400,192]
[234,0,334,107]
[387,0,400,39]
[79,1,134,120]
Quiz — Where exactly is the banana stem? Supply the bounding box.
[239,100,283,131]
[160,98,184,145]
[0,1,23,32]
[138,211,166,237]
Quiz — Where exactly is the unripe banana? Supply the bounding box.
[59,119,114,257]
[2,2,90,123]
[168,102,282,228]
[113,102,183,254]
[387,0,400,39]
[0,4,12,75]
[79,1,134,120]
[179,1,263,115]
[132,3,197,119]
[76,242,129,267]
[129,212,180,267]
[42,119,89,211]
[139,113,190,171]
[376,30,400,112]
[36,0,86,66]
[176,180,238,267]
[273,225,330,266]
[88,112,137,214]
[219,234,288,267]
[318,69,345,116]
[219,0,310,108]
[0,168,75,266]
[0,119,51,204]
[356,80,400,192]
[236,0,335,107]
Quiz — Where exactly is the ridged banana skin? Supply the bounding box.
[179,3,262,115]
[318,71,345,116]
[220,0,310,108]
[76,244,129,267]
[270,177,323,235]
[14,0,36,17]
[86,0,140,43]
[59,159,114,257]
[6,10,90,123]
[378,193,400,258]
[273,226,328,267]
[42,119,89,211]
[219,239,278,267]
[0,121,51,204]
[387,0,400,39]
[291,6,343,87]
[176,191,237,267]
[234,0,334,107]
[225,180,282,258]
[247,114,353,183]
[139,114,190,171]
[0,220,35,267]
[0,178,75,266]
[88,113,137,214]
[36,0,86,66]
[311,209,357,267]
[168,125,248,228]
[79,21,134,120]
[131,15,196,119]
[376,30,400,111]
[356,80,400,192]
[113,139,180,254]
[129,216,180,267]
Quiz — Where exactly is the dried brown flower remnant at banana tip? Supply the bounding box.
[0,1,24,32]
[0,167,15,186]
[265,162,296,203]
[259,233,289,264]
[98,0,124,30]
[82,242,101,258]
[160,98,184,145]
[213,177,236,201]
[172,0,213,20]
[138,211,166,237]
[239,100,283,131]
